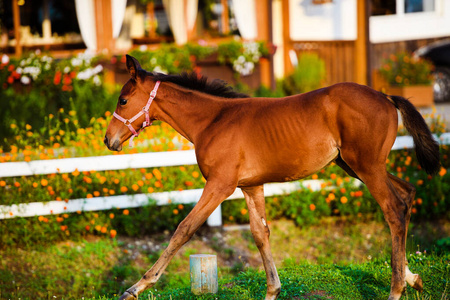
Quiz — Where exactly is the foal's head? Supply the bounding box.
[104,55,157,151]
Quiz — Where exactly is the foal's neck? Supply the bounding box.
[150,81,225,144]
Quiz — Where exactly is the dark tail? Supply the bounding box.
[389,95,441,175]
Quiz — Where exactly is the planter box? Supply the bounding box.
[387,85,434,107]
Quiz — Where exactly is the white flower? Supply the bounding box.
[150,57,157,65]
[93,75,101,86]
[64,66,71,74]
[16,67,23,74]
[153,65,167,74]
[20,76,31,85]
[1,54,9,64]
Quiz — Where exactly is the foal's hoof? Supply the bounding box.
[118,291,137,300]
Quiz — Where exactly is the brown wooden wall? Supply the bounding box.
[370,37,448,71]
[287,37,449,88]
[291,41,356,85]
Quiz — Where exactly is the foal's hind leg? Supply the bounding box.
[354,168,410,300]
[242,185,281,300]
[388,174,423,292]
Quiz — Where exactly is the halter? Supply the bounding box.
[113,81,161,148]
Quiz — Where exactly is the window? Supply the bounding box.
[405,0,434,13]
[372,0,434,16]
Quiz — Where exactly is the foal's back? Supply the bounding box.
[196,82,398,187]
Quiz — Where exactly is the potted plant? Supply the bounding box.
[378,52,434,107]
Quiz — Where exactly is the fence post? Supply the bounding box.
[190,254,218,295]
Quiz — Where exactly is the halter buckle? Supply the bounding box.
[124,119,132,126]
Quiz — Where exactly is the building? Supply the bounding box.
[2,0,450,87]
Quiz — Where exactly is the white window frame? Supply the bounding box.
[370,0,450,43]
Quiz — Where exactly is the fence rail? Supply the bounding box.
[1,133,449,225]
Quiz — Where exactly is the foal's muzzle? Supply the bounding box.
[104,135,122,151]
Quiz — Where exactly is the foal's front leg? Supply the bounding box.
[242,185,281,300]
[119,180,235,300]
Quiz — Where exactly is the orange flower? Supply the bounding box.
[41,179,48,187]
[145,173,153,180]
[411,208,417,214]
[192,171,200,178]
[95,225,101,231]
[153,169,162,180]
[439,167,447,177]
[340,196,348,204]
[416,179,423,186]
[110,229,117,238]
[354,191,363,197]
[93,191,100,197]
[123,209,129,215]
[147,187,154,193]
[120,186,128,193]
[0,181,6,187]
[155,181,163,188]
[86,193,93,198]
[178,204,184,210]
[132,184,139,191]
[240,208,248,215]
[184,181,193,186]
[311,174,318,180]
[101,226,107,233]
[61,225,68,231]
[417,198,423,205]
[14,181,20,188]
[173,209,179,215]
[137,180,144,187]
[309,204,316,211]
[109,189,115,195]
[328,193,335,201]
[85,225,90,231]
[330,173,337,180]
[72,169,80,177]
[109,213,115,219]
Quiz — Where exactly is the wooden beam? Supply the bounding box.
[281,0,293,75]
[221,0,229,34]
[355,0,370,85]
[255,0,275,89]
[95,0,114,53]
[12,0,22,57]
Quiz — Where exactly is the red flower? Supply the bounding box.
[54,71,61,85]
[63,75,72,85]
[7,76,14,84]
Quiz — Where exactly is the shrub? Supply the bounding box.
[379,52,433,86]
[281,52,326,95]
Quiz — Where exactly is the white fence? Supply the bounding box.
[1,133,449,225]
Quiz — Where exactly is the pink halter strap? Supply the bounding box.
[113,81,161,147]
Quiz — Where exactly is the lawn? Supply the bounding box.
[1,218,448,300]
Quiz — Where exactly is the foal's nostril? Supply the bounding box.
[104,136,109,147]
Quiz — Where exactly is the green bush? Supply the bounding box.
[281,52,326,95]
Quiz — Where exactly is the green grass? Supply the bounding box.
[1,218,449,300]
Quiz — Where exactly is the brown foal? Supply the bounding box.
[104,55,440,300]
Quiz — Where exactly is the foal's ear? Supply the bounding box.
[126,55,142,81]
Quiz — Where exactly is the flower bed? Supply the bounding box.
[1,109,448,248]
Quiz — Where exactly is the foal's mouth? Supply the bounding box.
[104,136,123,152]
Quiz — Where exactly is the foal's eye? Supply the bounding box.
[119,98,128,105]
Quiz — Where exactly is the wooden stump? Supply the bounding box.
[190,254,218,295]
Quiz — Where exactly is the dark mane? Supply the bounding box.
[150,72,249,99]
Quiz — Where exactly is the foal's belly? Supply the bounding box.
[236,146,339,187]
